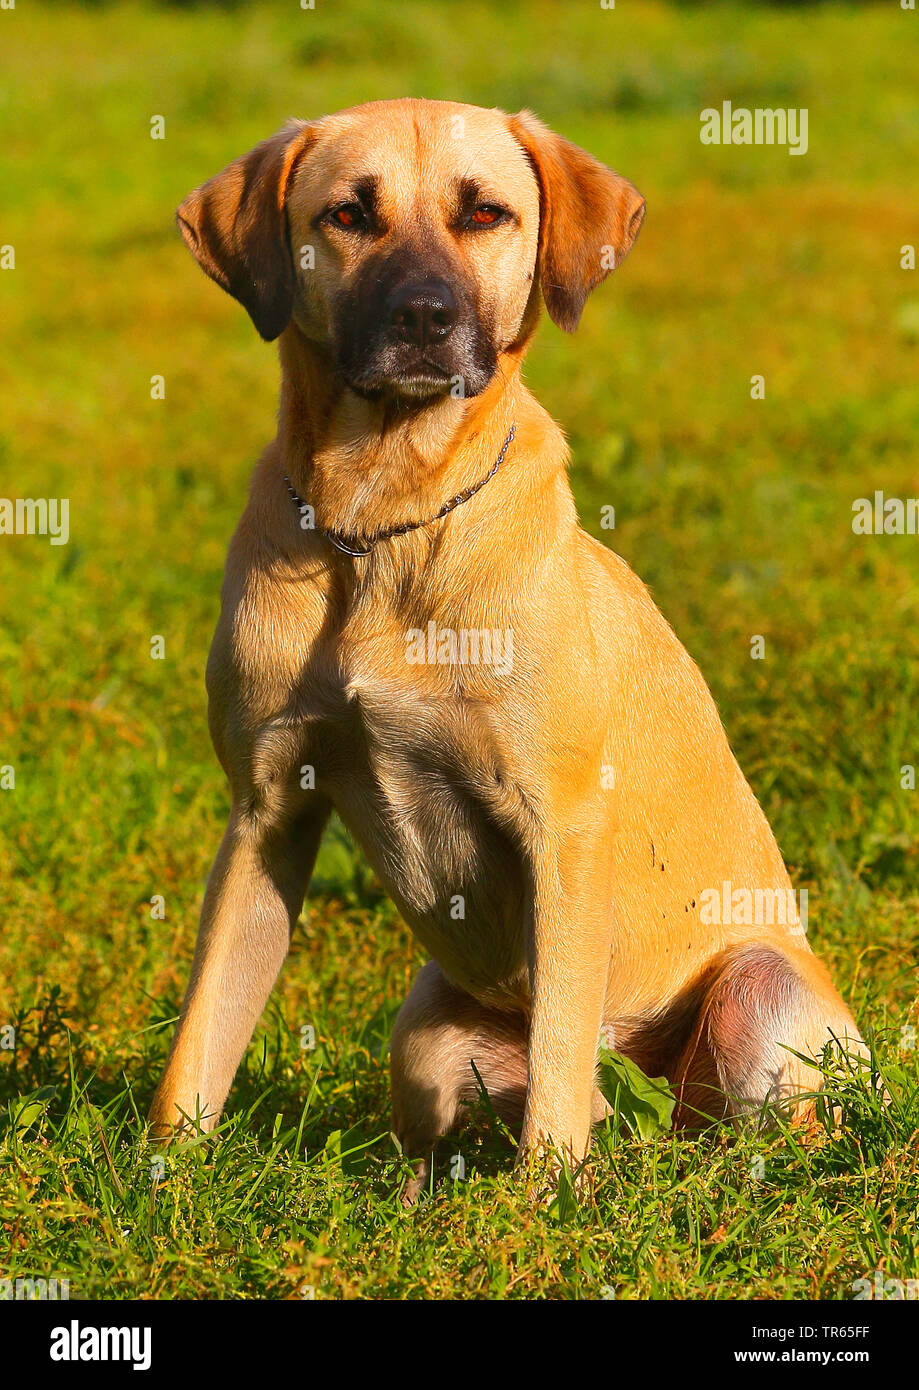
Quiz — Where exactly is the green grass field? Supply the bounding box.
[1,0,917,1300]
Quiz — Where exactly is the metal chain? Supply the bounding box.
[284,422,516,559]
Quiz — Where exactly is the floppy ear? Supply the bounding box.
[176,119,318,341]
[508,110,645,333]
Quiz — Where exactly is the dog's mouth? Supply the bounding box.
[333,267,499,404]
[344,357,455,401]
[340,344,495,402]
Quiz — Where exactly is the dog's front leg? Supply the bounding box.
[517,845,611,1172]
[149,799,329,1136]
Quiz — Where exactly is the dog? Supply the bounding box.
[149,99,863,1194]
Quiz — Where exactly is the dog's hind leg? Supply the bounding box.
[671,943,865,1129]
[390,960,528,1204]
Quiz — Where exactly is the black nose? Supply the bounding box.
[385,280,458,347]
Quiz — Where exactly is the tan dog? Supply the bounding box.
[149,99,862,1191]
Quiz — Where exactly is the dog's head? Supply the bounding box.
[177,100,645,401]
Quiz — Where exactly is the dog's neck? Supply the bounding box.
[276,324,526,542]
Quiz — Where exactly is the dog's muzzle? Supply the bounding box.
[334,255,497,401]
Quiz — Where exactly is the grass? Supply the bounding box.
[0,0,918,1300]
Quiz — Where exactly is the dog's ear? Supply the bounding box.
[508,110,645,333]
[176,120,318,341]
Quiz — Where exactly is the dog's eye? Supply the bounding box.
[469,204,507,228]
[327,204,366,230]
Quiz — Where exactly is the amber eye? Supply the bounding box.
[470,204,504,226]
[329,204,365,230]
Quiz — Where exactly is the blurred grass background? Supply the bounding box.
[0,0,917,1299]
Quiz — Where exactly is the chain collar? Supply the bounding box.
[283,423,517,558]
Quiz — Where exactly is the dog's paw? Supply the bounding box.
[400,1156,431,1208]
[515,1141,593,1207]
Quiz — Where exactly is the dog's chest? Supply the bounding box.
[292,652,530,1002]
